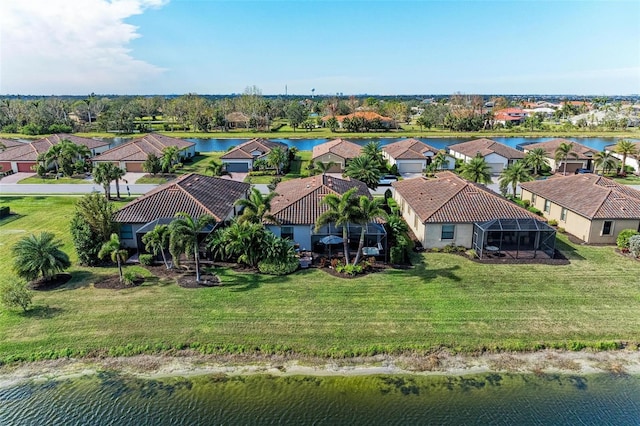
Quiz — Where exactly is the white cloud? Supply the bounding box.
[0,0,168,94]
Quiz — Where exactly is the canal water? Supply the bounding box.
[1,372,639,425]
[105,136,634,153]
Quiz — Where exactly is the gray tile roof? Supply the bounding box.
[448,138,525,160]
[221,138,287,160]
[269,175,371,225]
[312,138,362,161]
[522,138,595,160]
[520,174,640,219]
[0,133,109,162]
[393,171,541,223]
[382,138,441,160]
[113,173,250,223]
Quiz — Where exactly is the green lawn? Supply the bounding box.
[1,196,640,363]
[18,176,93,185]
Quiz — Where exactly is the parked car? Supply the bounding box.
[378,174,399,185]
[575,168,592,174]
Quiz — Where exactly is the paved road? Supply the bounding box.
[0,182,158,195]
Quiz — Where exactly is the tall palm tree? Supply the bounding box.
[362,141,385,169]
[205,160,230,177]
[554,142,578,175]
[142,225,171,269]
[93,162,117,199]
[431,151,449,172]
[523,147,549,176]
[98,233,128,282]
[169,212,216,282]
[267,146,287,175]
[344,155,382,189]
[352,196,387,265]
[42,143,64,174]
[593,151,618,175]
[314,160,337,175]
[315,187,361,264]
[161,145,180,173]
[614,139,638,175]
[498,161,532,198]
[12,232,71,282]
[460,154,492,184]
[110,166,126,199]
[235,187,279,224]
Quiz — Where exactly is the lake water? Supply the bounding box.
[105,136,634,153]
[1,372,639,425]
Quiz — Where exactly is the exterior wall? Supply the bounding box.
[182,146,196,158]
[312,152,346,171]
[93,145,110,155]
[119,223,145,249]
[588,219,640,244]
[396,160,426,173]
[424,223,474,248]
[266,225,312,250]
[450,150,470,162]
[442,155,456,170]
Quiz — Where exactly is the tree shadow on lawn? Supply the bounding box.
[385,263,462,283]
[220,272,286,292]
[23,304,64,319]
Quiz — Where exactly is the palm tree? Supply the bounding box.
[594,151,618,175]
[614,140,638,175]
[93,162,117,199]
[211,219,266,267]
[109,166,126,199]
[205,160,230,177]
[315,187,361,264]
[344,155,382,189]
[431,151,449,172]
[523,147,549,176]
[161,145,180,173]
[352,196,387,265]
[99,233,128,282]
[362,141,385,169]
[235,187,279,224]
[42,143,64,174]
[142,225,171,269]
[460,154,492,184]
[267,146,287,175]
[554,142,578,175]
[498,161,532,198]
[314,160,337,175]
[12,232,71,282]
[169,213,216,282]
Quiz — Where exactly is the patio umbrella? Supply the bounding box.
[319,235,344,258]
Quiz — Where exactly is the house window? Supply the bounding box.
[414,214,419,229]
[531,194,537,204]
[544,199,551,213]
[441,224,455,240]
[121,224,133,240]
[281,226,294,241]
[560,208,567,221]
[602,221,613,236]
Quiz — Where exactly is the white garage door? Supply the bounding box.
[486,163,504,174]
[398,161,424,173]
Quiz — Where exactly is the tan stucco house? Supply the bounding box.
[393,172,554,258]
[447,138,525,174]
[311,138,362,172]
[382,138,455,173]
[520,174,640,244]
[521,139,596,173]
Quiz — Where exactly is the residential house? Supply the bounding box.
[322,111,394,129]
[448,138,525,174]
[0,138,26,150]
[220,138,288,173]
[224,111,250,129]
[93,133,196,172]
[311,138,362,172]
[113,173,250,250]
[605,141,640,173]
[493,108,527,126]
[521,138,595,173]
[392,172,554,258]
[0,133,110,173]
[266,175,386,254]
[382,138,455,173]
[520,174,640,244]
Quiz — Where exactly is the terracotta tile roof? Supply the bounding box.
[221,138,287,160]
[312,138,362,160]
[494,108,526,116]
[268,175,371,225]
[95,133,194,162]
[494,112,524,121]
[522,138,595,160]
[225,111,250,123]
[520,174,640,220]
[393,171,541,223]
[604,141,640,152]
[0,133,108,162]
[448,138,525,160]
[323,111,393,122]
[382,138,441,160]
[113,173,250,223]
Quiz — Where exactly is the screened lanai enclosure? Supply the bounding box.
[472,218,556,259]
[312,222,388,261]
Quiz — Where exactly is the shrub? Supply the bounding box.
[557,227,566,234]
[616,229,640,250]
[548,219,558,226]
[258,257,299,275]
[528,207,543,216]
[335,263,363,276]
[139,254,154,266]
[0,206,9,218]
[1,280,33,312]
[123,270,138,286]
[629,235,640,257]
[390,246,406,264]
[521,199,531,208]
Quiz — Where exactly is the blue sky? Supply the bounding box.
[1,0,639,95]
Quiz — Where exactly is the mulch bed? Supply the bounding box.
[28,273,72,291]
[144,264,222,288]
[94,274,144,290]
[318,264,390,279]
